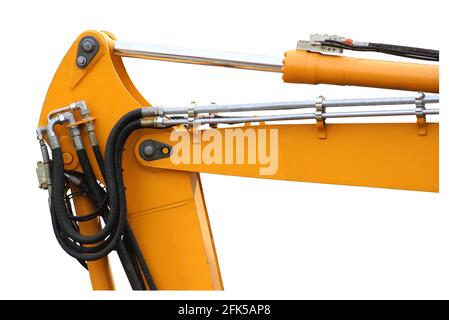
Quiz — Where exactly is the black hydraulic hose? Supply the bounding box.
[74,145,144,289]
[92,144,106,181]
[103,109,142,238]
[117,237,147,290]
[321,39,439,61]
[75,148,111,224]
[65,175,108,222]
[53,148,119,245]
[60,175,112,254]
[92,138,145,290]
[109,118,162,290]
[50,108,159,288]
[74,129,148,289]
[125,223,158,290]
[67,197,107,222]
[76,148,102,199]
[50,203,112,255]
[111,120,160,290]
[51,148,119,260]
[103,113,152,289]
[113,120,142,214]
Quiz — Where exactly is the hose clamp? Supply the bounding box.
[155,116,165,128]
[415,92,427,136]
[188,102,197,129]
[315,95,325,122]
[415,92,426,118]
[315,95,327,139]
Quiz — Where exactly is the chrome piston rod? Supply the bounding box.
[156,95,439,115]
[151,108,439,127]
[114,41,283,72]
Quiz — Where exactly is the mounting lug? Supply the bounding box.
[76,36,99,69]
[139,139,172,161]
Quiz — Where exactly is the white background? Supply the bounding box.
[0,0,447,299]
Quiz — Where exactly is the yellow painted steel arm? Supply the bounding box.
[134,123,438,192]
[38,30,438,290]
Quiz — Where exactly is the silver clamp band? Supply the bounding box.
[142,106,165,117]
[155,116,165,128]
[315,95,326,122]
[153,106,165,117]
[188,102,197,129]
[415,92,426,118]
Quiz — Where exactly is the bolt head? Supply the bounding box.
[82,39,94,52]
[76,55,87,67]
[143,145,154,157]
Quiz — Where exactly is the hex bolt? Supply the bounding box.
[143,145,154,157]
[76,55,87,67]
[81,39,94,52]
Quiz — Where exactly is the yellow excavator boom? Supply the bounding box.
[36,31,439,290]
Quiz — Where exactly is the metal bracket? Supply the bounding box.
[76,36,100,69]
[315,95,327,139]
[187,101,197,128]
[297,34,345,54]
[187,101,202,144]
[415,92,427,136]
[36,161,49,189]
[139,139,172,161]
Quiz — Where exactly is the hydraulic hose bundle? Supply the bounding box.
[37,93,440,290]
[37,103,157,290]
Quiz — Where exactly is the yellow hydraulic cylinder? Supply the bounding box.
[282,50,439,93]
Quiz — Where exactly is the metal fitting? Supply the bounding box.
[76,101,90,118]
[86,124,99,147]
[64,112,84,151]
[141,117,168,128]
[154,116,165,128]
[187,102,197,129]
[415,92,426,118]
[47,112,83,150]
[36,161,50,190]
[36,126,52,190]
[47,114,66,149]
[47,101,89,121]
[142,106,165,117]
[64,173,83,186]
[49,100,89,120]
[315,95,326,122]
[36,126,47,141]
[188,105,196,118]
[140,118,155,127]
[297,34,345,54]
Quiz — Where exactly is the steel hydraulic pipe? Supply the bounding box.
[157,108,439,127]
[160,95,439,115]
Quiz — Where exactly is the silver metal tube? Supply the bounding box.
[161,95,439,115]
[47,114,65,149]
[47,112,82,149]
[159,108,439,126]
[114,41,283,72]
[46,101,89,121]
